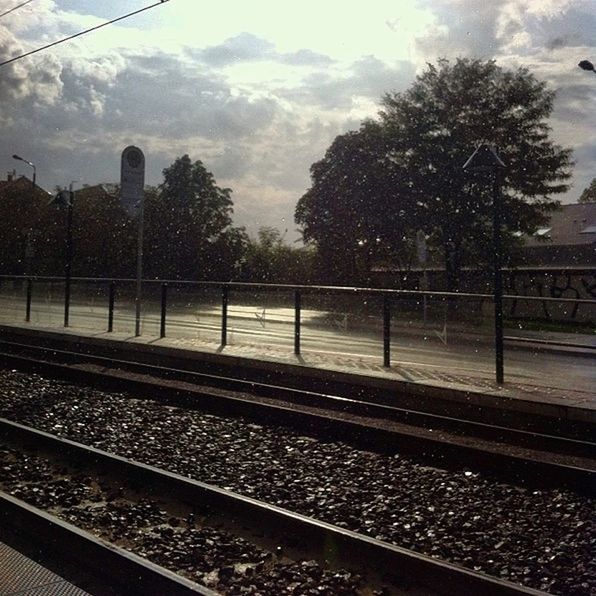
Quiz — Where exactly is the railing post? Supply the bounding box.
[107,281,115,332]
[493,170,504,384]
[221,285,228,347]
[383,294,391,368]
[294,289,301,355]
[25,278,32,322]
[160,283,168,339]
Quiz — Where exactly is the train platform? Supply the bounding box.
[0,321,594,424]
[0,540,88,596]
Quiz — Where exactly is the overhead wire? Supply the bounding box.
[0,0,170,68]
[0,0,36,20]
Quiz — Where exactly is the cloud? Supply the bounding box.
[191,33,334,69]
[198,33,275,67]
[278,56,415,110]
[1,0,592,243]
[413,0,594,61]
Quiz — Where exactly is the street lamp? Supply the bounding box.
[50,184,75,327]
[578,60,595,74]
[463,144,506,384]
[12,154,36,187]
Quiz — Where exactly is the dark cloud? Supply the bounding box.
[278,56,415,109]
[530,6,596,52]
[189,33,334,69]
[414,1,595,60]
[414,1,502,60]
[546,36,571,50]
[198,33,275,67]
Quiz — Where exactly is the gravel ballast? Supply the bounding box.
[0,369,594,595]
[0,447,371,595]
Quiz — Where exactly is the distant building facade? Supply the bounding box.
[515,203,595,268]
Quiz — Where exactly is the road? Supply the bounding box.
[0,294,593,392]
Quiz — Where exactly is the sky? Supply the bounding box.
[1,0,595,242]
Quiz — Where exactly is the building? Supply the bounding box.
[516,203,595,268]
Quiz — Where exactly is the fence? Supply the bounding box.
[0,275,594,384]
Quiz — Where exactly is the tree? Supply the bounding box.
[242,226,316,283]
[296,122,417,283]
[144,155,242,280]
[578,178,596,203]
[0,177,63,276]
[296,58,573,289]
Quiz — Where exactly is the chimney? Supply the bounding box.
[7,169,15,182]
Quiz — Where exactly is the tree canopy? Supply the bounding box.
[578,178,596,203]
[296,58,573,289]
[144,155,244,280]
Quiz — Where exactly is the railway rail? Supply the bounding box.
[0,349,594,594]
[0,418,544,596]
[0,338,594,488]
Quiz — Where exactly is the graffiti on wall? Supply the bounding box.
[506,271,596,323]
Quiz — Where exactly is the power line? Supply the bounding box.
[0,0,170,68]
[0,0,36,20]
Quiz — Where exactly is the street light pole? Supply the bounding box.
[50,186,75,328]
[492,167,504,384]
[463,144,506,385]
[12,154,36,187]
[63,182,75,327]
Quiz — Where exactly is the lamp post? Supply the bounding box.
[463,145,506,384]
[578,60,595,74]
[12,154,36,187]
[51,184,75,327]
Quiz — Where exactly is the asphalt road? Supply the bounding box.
[0,296,593,392]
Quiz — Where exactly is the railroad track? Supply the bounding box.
[0,339,594,485]
[0,418,544,596]
[0,340,594,593]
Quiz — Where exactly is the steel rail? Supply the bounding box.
[0,338,594,460]
[0,492,215,596]
[0,418,546,596]
[0,347,593,495]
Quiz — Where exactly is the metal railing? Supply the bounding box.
[0,275,594,384]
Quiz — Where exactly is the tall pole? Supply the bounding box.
[463,144,506,385]
[134,198,144,337]
[493,169,504,384]
[120,146,145,338]
[64,184,74,327]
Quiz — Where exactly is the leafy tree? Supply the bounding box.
[578,178,596,203]
[297,58,573,289]
[0,179,62,276]
[67,184,136,278]
[296,123,416,283]
[242,226,316,283]
[144,155,242,280]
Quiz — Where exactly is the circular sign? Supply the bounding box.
[126,148,143,169]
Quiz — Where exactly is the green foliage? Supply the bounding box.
[0,156,247,282]
[578,178,596,203]
[296,58,573,289]
[143,155,245,280]
[242,226,316,284]
[295,122,416,283]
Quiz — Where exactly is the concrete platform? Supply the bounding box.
[0,540,89,596]
[0,322,594,425]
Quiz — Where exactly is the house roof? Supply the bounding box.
[0,174,50,198]
[522,203,596,247]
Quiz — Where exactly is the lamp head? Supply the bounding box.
[463,144,506,172]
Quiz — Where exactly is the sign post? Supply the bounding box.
[416,230,428,326]
[120,146,145,337]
